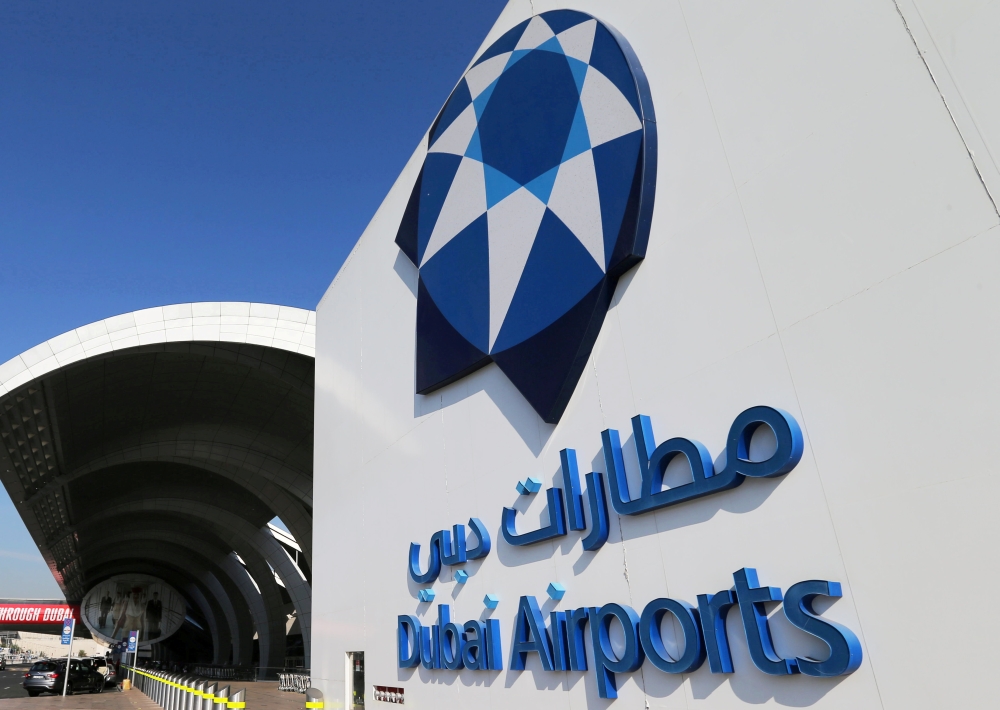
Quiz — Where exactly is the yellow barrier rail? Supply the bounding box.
[126,668,247,710]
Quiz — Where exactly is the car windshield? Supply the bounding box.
[30,662,59,672]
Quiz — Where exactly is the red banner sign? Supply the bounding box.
[0,604,80,624]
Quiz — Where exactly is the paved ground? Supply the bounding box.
[0,678,305,710]
[237,683,305,710]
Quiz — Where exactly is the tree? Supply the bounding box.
[78,650,87,657]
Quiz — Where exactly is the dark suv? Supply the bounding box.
[22,659,105,696]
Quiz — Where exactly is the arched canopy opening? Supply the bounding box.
[0,303,315,670]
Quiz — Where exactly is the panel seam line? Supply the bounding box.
[891,0,1000,218]
[677,1,887,706]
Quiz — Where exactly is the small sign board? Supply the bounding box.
[60,618,74,645]
[127,631,138,653]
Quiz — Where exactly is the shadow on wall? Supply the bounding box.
[398,250,556,456]
[392,251,840,706]
[394,600,845,706]
[396,250,640,458]
[404,555,488,604]
[488,607,844,707]
[596,427,789,537]
[685,608,845,706]
[494,423,789,571]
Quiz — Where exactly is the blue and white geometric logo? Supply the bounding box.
[396,10,656,423]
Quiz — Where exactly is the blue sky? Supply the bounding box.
[0,0,506,597]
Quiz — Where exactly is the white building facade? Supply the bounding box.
[310,1,1000,708]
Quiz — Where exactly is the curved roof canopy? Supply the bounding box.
[0,303,316,668]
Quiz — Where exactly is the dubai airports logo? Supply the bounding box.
[396,10,656,423]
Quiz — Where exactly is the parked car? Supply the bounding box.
[22,659,105,696]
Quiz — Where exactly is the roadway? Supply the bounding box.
[0,666,31,699]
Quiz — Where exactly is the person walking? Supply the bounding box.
[99,593,113,628]
[122,588,146,640]
[145,592,163,639]
[110,591,127,638]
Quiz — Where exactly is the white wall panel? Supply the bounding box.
[312,1,1000,708]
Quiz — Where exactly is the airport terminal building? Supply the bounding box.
[307,1,1000,709]
[4,1,1000,708]
[0,304,316,668]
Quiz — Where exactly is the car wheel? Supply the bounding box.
[65,684,74,696]
[93,680,104,694]
[27,691,40,697]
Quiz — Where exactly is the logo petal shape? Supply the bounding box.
[396,11,656,423]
